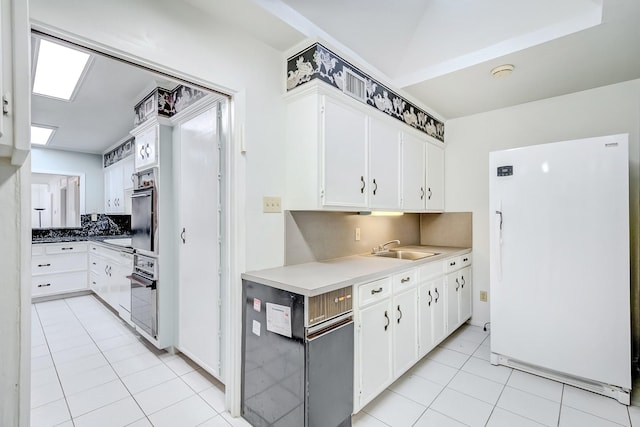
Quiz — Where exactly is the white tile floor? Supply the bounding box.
[31,295,239,427]
[32,295,640,427]
[355,324,640,427]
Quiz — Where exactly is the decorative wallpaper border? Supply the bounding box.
[104,137,134,168]
[287,43,445,142]
[134,85,207,127]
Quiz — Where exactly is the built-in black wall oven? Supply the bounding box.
[130,253,158,339]
[131,168,157,255]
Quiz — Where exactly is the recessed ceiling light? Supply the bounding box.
[31,125,56,146]
[33,39,91,101]
[491,64,515,78]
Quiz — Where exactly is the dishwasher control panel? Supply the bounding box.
[307,286,352,326]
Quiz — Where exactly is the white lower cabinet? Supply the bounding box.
[89,243,133,323]
[32,242,88,297]
[355,252,472,412]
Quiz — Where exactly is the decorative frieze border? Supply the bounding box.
[104,137,134,168]
[133,85,207,128]
[286,43,445,142]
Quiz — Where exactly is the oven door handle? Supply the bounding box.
[128,273,156,289]
[131,193,152,199]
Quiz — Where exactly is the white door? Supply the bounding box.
[401,132,425,211]
[322,96,368,208]
[392,288,418,375]
[369,117,401,209]
[358,299,393,406]
[177,104,221,378]
[445,271,459,334]
[431,279,445,344]
[418,282,434,356]
[459,267,472,322]
[426,143,444,211]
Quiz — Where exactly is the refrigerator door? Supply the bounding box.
[489,134,630,389]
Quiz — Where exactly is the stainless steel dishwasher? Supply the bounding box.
[242,280,354,427]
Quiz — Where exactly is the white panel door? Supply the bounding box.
[426,143,444,211]
[358,298,393,406]
[459,267,472,322]
[322,96,368,208]
[393,288,418,375]
[445,271,460,334]
[431,278,446,344]
[369,117,401,209]
[177,104,221,378]
[489,134,630,389]
[401,132,426,211]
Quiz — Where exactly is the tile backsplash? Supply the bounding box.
[420,212,472,248]
[285,211,420,265]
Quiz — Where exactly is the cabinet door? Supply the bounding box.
[358,298,393,405]
[122,157,135,190]
[322,96,368,208]
[134,125,158,170]
[401,132,426,211]
[369,117,401,209]
[459,266,472,322]
[445,271,460,334]
[104,164,124,213]
[426,144,444,211]
[431,279,446,345]
[393,288,418,375]
[418,282,434,357]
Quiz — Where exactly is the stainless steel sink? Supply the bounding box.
[373,250,438,260]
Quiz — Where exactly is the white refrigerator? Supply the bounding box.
[489,134,631,404]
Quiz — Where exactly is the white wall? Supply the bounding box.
[445,80,640,341]
[31,148,103,214]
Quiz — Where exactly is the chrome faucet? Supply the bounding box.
[373,240,400,254]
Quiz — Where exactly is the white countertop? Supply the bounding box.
[242,246,471,296]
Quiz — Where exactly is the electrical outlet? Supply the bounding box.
[355,227,361,241]
[263,196,281,213]
[480,290,488,302]
[91,213,98,221]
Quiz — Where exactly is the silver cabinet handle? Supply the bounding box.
[397,305,402,324]
[37,263,51,267]
[455,278,460,291]
[384,311,390,331]
[371,287,383,295]
[401,277,411,283]
[450,261,456,267]
[428,187,432,200]
[420,187,425,200]
[181,227,186,244]
[427,290,433,306]
[372,179,378,195]
[461,276,466,288]
[434,288,439,302]
[37,283,51,288]
[61,247,73,251]
[360,176,365,194]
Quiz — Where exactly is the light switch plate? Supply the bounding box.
[480,290,488,302]
[263,196,281,213]
[355,227,361,241]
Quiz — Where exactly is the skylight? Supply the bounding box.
[31,125,55,146]
[33,39,91,101]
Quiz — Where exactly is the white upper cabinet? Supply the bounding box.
[322,95,368,208]
[401,132,426,211]
[369,116,401,209]
[426,143,445,211]
[285,85,444,212]
[132,121,159,171]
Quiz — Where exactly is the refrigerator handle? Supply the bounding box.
[495,201,503,280]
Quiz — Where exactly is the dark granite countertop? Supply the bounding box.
[32,235,132,244]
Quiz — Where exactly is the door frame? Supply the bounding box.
[27,23,244,416]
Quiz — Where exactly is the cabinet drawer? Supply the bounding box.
[460,253,472,268]
[32,271,88,297]
[444,256,462,273]
[359,277,392,307]
[32,253,87,276]
[418,261,443,281]
[393,269,418,291]
[45,242,87,255]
